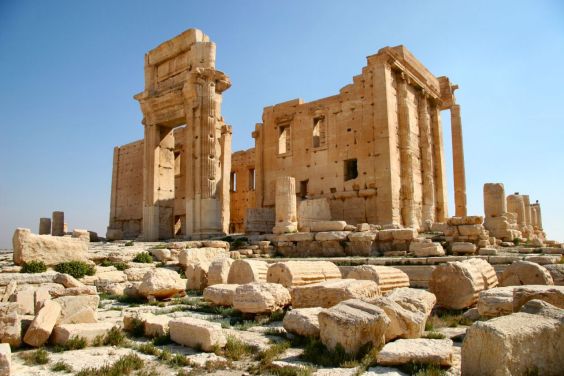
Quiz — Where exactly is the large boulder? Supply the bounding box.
[12,228,88,266]
[377,339,454,366]
[138,268,186,299]
[499,261,554,286]
[51,322,115,345]
[384,288,436,316]
[23,300,61,347]
[369,297,426,341]
[267,261,341,288]
[318,299,389,355]
[227,260,268,284]
[428,261,485,309]
[207,258,234,286]
[0,303,21,347]
[282,307,322,338]
[477,286,516,317]
[232,283,291,314]
[346,265,410,293]
[462,312,564,375]
[169,317,226,352]
[512,285,564,311]
[203,284,238,306]
[291,279,381,308]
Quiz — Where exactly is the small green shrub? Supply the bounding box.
[126,318,145,337]
[20,260,47,273]
[54,261,95,279]
[20,348,50,365]
[103,326,126,346]
[221,335,255,360]
[63,336,87,350]
[51,361,73,373]
[152,333,172,346]
[76,353,144,376]
[423,331,446,339]
[137,342,159,356]
[133,252,153,263]
[100,260,129,270]
[513,238,521,246]
[124,240,135,246]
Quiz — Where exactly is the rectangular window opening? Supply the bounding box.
[230,172,237,192]
[278,124,291,154]
[249,168,256,191]
[312,117,326,148]
[299,180,309,199]
[344,159,358,181]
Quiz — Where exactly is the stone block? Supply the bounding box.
[185,260,211,291]
[369,297,426,341]
[72,229,90,242]
[451,242,476,255]
[0,303,21,347]
[207,258,234,286]
[346,265,409,293]
[282,307,322,338]
[429,261,485,309]
[138,268,186,299]
[203,284,238,306]
[0,343,10,376]
[384,288,437,316]
[53,295,99,324]
[409,241,445,257]
[178,247,228,267]
[315,231,351,241]
[232,283,291,314]
[266,261,341,288]
[308,220,347,232]
[457,224,483,236]
[477,286,515,317]
[51,322,115,345]
[23,300,61,347]
[377,339,453,366]
[291,279,381,308]
[54,273,84,288]
[12,228,88,266]
[391,228,417,241]
[277,232,315,242]
[499,260,554,286]
[144,315,171,337]
[227,259,268,284]
[462,312,564,376]
[463,258,498,289]
[318,299,389,355]
[545,264,564,285]
[512,285,564,311]
[169,317,226,351]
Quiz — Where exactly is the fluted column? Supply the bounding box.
[272,176,298,234]
[418,93,435,224]
[397,74,417,228]
[430,103,448,222]
[450,104,467,217]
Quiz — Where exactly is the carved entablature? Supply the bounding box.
[438,76,458,110]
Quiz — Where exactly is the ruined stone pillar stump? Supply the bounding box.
[51,211,64,236]
[273,176,297,234]
[39,218,51,235]
[483,183,506,218]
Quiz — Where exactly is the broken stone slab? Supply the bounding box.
[364,366,407,376]
[23,300,61,347]
[477,286,515,317]
[519,299,564,321]
[227,259,268,284]
[1,281,16,303]
[50,286,98,298]
[203,284,238,306]
[369,296,426,341]
[315,231,351,241]
[169,317,226,352]
[12,288,35,315]
[428,261,485,309]
[232,282,291,314]
[266,261,341,288]
[282,307,322,338]
[447,216,483,226]
[178,247,228,267]
[462,312,564,376]
[544,264,564,285]
[0,343,10,376]
[51,322,116,346]
[185,260,211,291]
[12,228,89,266]
[34,286,52,313]
[0,302,21,347]
[72,229,90,242]
[347,231,377,242]
[409,240,445,257]
[384,288,436,316]
[347,265,410,293]
[451,242,476,255]
[144,314,171,337]
[124,267,153,282]
[512,285,564,311]
[53,295,99,324]
[478,247,497,256]
[150,248,172,262]
[54,273,84,288]
[291,279,381,308]
[207,258,234,286]
[0,272,59,287]
[308,220,347,232]
[277,232,315,242]
[463,258,498,289]
[202,240,230,250]
[137,268,186,299]
[499,260,554,286]
[318,299,389,355]
[377,338,453,366]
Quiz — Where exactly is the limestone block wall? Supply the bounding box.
[229,148,256,233]
[252,46,449,229]
[108,140,144,238]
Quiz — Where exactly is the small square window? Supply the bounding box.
[344,159,358,181]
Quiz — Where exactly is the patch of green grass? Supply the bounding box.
[54,261,95,279]
[20,348,50,365]
[152,333,172,346]
[399,363,447,376]
[137,342,160,356]
[20,260,47,273]
[51,361,73,373]
[299,338,373,368]
[423,331,447,339]
[427,309,469,329]
[76,353,144,376]
[204,359,231,371]
[93,326,126,347]
[270,365,314,376]
[168,353,191,367]
[251,341,314,375]
[264,327,287,336]
[133,252,153,263]
[157,348,172,361]
[125,317,145,337]
[151,243,169,249]
[63,336,87,350]
[100,260,129,270]
[219,335,256,361]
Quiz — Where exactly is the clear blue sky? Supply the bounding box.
[1,0,563,248]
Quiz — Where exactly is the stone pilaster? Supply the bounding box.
[430,103,448,222]
[51,211,64,236]
[418,93,435,224]
[450,104,467,217]
[273,176,298,234]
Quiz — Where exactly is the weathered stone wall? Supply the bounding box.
[229,149,256,233]
[252,46,450,229]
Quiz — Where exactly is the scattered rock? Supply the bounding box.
[203,284,238,306]
[266,261,341,288]
[291,279,381,308]
[51,322,116,345]
[184,260,211,291]
[370,296,426,341]
[544,264,564,285]
[0,302,21,347]
[519,299,564,321]
[451,242,476,255]
[137,268,186,299]
[23,300,61,347]
[377,338,453,366]
[409,240,445,257]
[144,314,171,337]
[54,273,84,288]
[429,261,485,309]
[233,283,291,314]
[477,286,515,317]
[0,343,10,376]
[207,258,234,286]
[499,260,554,286]
[282,307,322,338]
[512,285,564,311]
[169,317,226,351]
[178,247,227,267]
[384,288,436,316]
[12,228,89,266]
[463,258,498,289]
[53,295,99,324]
[347,265,410,293]
[227,259,268,284]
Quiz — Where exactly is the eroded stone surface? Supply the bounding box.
[137,268,186,299]
[429,261,484,309]
[169,317,227,352]
[499,260,554,286]
[12,228,88,266]
[203,284,238,306]
[291,279,381,308]
[266,261,341,288]
[346,266,409,294]
[232,282,291,314]
[377,338,453,366]
[282,307,322,338]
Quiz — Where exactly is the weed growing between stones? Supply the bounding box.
[75,353,144,376]
[133,252,154,263]
[20,348,50,365]
[54,261,96,279]
[51,360,73,373]
[20,260,47,273]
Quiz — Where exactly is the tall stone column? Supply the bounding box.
[272,176,297,234]
[483,183,506,218]
[39,218,51,235]
[430,103,448,222]
[450,104,467,217]
[507,194,526,228]
[51,211,64,236]
[418,93,435,224]
[522,195,532,226]
[184,68,231,238]
[397,75,417,228]
[142,124,175,241]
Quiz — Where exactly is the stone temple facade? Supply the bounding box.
[107,28,545,242]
